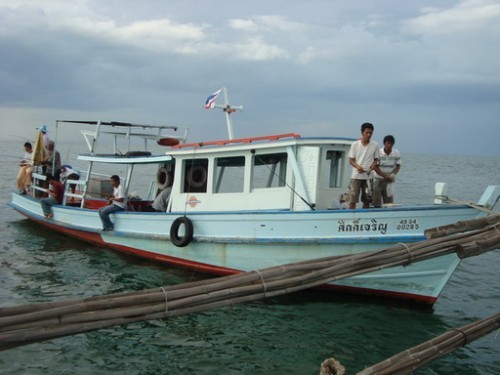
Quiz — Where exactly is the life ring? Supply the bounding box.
[157,137,180,147]
[187,165,207,189]
[156,167,170,190]
[170,217,194,247]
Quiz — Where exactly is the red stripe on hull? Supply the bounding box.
[316,284,437,305]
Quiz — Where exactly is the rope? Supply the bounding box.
[453,328,468,345]
[160,287,169,313]
[397,242,413,265]
[254,269,268,296]
[183,147,199,217]
[253,153,315,210]
[494,223,500,234]
[437,195,500,216]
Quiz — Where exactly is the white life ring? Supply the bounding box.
[187,165,207,189]
[156,167,170,190]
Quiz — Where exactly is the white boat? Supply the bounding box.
[10,120,500,305]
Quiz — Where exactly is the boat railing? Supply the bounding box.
[31,173,48,197]
[62,180,87,206]
[56,120,189,154]
[30,172,98,208]
[172,133,300,149]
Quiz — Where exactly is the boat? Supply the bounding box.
[10,118,500,305]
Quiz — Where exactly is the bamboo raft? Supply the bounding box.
[0,216,499,372]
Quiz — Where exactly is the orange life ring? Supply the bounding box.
[157,137,180,147]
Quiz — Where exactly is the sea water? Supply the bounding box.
[0,140,499,374]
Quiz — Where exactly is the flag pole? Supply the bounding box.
[208,87,243,140]
[221,87,234,140]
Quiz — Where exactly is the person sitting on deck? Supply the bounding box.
[99,175,127,232]
[17,142,33,194]
[152,172,173,212]
[40,173,64,219]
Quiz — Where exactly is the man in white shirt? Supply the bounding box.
[372,135,401,207]
[348,122,383,209]
[17,142,33,194]
[99,175,127,231]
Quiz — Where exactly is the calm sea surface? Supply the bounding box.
[0,139,499,374]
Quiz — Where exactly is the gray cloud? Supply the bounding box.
[0,0,499,155]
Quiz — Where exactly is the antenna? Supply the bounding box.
[205,87,243,140]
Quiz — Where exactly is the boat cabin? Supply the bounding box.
[165,135,354,212]
[43,122,354,213]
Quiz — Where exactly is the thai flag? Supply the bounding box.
[204,88,222,109]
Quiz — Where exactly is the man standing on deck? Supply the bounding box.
[99,175,127,231]
[348,122,383,209]
[36,124,50,157]
[42,141,61,180]
[372,135,401,207]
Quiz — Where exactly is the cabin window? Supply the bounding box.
[214,156,245,193]
[325,150,344,188]
[252,153,287,189]
[183,159,208,193]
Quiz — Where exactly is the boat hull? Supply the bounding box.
[10,192,480,304]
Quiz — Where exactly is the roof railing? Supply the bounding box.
[172,133,301,149]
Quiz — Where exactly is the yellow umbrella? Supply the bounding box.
[31,131,46,165]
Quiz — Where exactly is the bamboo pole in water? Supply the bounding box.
[0,217,499,351]
[353,312,500,375]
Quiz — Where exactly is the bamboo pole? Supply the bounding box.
[424,215,500,239]
[0,219,499,351]
[355,313,500,375]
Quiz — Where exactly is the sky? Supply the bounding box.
[0,0,499,156]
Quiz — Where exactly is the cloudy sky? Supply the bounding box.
[1,0,499,155]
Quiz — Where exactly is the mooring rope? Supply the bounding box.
[254,269,268,296]
[435,195,500,216]
[397,242,413,264]
[452,328,469,345]
[160,287,169,313]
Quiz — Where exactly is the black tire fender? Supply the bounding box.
[170,217,194,247]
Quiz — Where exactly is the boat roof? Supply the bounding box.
[65,120,356,163]
[78,153,173,164]
[57,120,181,131]
[164,133,356,157]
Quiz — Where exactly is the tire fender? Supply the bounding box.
[170,217,194,247]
